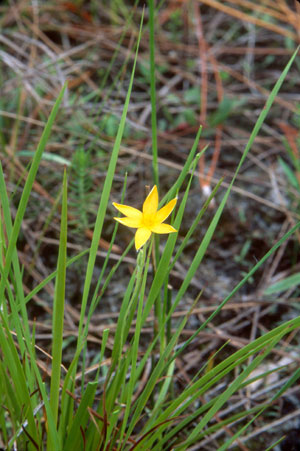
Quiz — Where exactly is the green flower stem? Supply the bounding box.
[149,0,159,188]
[116,238,153,448]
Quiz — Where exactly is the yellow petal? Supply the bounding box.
[143,186,158,215]
[113,203,142,219]
[151,223,177,234]
[114,217,142,228]
[135,227,152,250]
[155,198,177,224]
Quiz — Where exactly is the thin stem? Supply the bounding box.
[149,0,159,188]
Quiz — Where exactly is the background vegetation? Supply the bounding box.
[0,0,300,449]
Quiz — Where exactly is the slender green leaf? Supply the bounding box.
[265,272,300,294]
[47,169,68,447]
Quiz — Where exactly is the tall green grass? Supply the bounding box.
[0,13,299,451]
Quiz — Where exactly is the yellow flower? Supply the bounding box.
[113,185,177,250]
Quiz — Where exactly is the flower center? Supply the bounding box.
[142,213,155,228]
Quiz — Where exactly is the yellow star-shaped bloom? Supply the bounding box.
[113,185,177,250]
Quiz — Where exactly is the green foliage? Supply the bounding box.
[165,8,184,41]
[277,124,300,233]
[69,148,93,233]
[208,96,242,127]
[183,86,201,105]
[265,272,300,295]
[279,156,300,190]
[102,113,131,138]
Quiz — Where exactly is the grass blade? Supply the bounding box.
[0,82,67,300]
[47,169,68,446]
